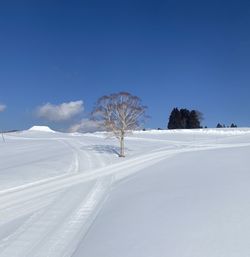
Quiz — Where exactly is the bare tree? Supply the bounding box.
[91,92,148,157]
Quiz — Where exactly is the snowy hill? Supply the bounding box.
[0,128,249,256]
[28,125,56,133]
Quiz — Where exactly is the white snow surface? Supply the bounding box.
[28,125,56,133]
[0,128,249,257]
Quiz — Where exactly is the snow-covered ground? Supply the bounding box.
[0,127,249,257]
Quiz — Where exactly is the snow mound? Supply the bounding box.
[28,126,56,133]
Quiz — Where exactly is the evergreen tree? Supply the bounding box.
[179,109,190,129]
[168,108,182,129]
[168,108,202,129]
[188,110,201,128]
[230,123,237,128]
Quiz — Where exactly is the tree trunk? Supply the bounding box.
[119,135,125,157]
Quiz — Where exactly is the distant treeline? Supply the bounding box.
[216,123,237,128]
[167,108,202,129]
[166,108,237,130]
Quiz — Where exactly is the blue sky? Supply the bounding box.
[0,0,250,131]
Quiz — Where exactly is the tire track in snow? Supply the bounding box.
[0,178,112,257]
[33,177,113,257]
[0,211,43,251]
[1,142,249,211]
[76,140,108,170]
[61,139,94,172]
[0,138,81,226]
[58,139,80,174]
[0,137,82,250]
[0,137,114,257]
[0,190,60,226]
[0,184,91,257]
[1,140,249,256]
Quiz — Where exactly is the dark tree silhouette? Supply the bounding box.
[180,109,190,128]
[188,110,201,129]
[168,108,182,129]
[230,123,237,128]
[168,108,202,129]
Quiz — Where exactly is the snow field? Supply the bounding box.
[0,128,249,257]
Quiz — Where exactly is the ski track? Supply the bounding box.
[0,178,112,257]
[0,190,60,226]
[62,139,95,172]
[58,139,80,174]
[1,141,249,212]
[1,134,250,257]
[0,135,113,257]
[33,177,112,257]
[76,140,108,169]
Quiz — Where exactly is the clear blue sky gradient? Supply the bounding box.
[0,0,250,130]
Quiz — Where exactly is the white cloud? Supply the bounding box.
[0,104,6,112]
[37,100,84,121]
[69,119,102,133]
